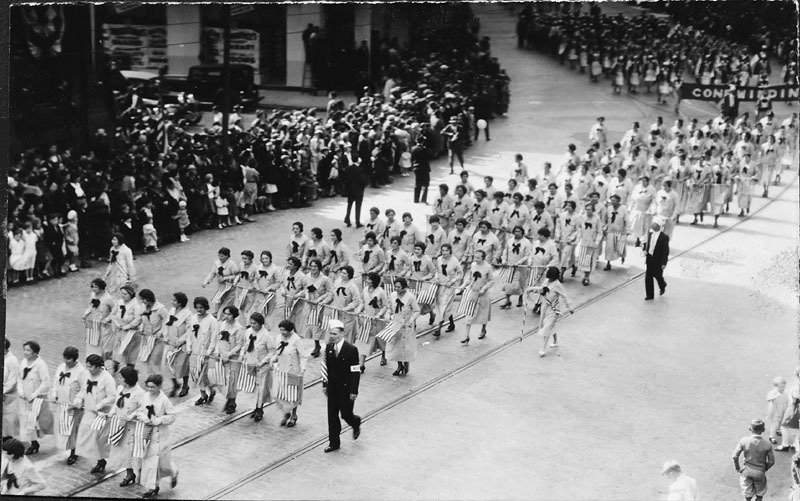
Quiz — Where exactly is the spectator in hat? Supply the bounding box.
[661,460,698,501]
[732,419,774,501]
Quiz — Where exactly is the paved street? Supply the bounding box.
[4,3,799,499]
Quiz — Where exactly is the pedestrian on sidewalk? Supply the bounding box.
[526,266,574,357]
[765,376,788,445]
[642,221,669,300]
[732,419,774,501]
[661,460,699,501]
[777,366,800,452]
[343,161,366,228]
[411,139,432,204]
[322,319,361,453]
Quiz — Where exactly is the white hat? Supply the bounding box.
[67,210,78,220]
[328,319,344,331]
[661,460,681,475]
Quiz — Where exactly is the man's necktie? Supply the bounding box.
[146,405,156,419]
[23,367,32,380]
[277,341,289,355]
[111,250,119,262]
[547,196,554,205]
[441,263,448,275]
[337,286,346,296]
[240,271,249,280]
[332,252,339,263]
[86,380,98,393]
[259,270,268,278]
[534,215,542,223]
[59,371,71,384]
[492,207,500,213]
[5,473,18,491]
[307,284,317,293]
[395,298,404,313]
[400,230,407,240]
[287,277,296,290]
[413,261,421,272]
[383,227,390,238]
[142,310,152,319]
[611,211,617,223]
[368,223,375,230]
[389,255,396,271]
[512,243,521,254]
[455,201,462,207]
[363,250,372,264]
[116,392,131,408]
[247,334,256,353]
[220,331,230,342]
[437,199,442,207]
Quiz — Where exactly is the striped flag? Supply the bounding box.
[307,304,320,327]
[526,266,546,288]
[211,283,233,305]
[457,298,477,317]
[132,421,153,459]
[611,232,627,256]
[497,266,516,284]
[357,318,373,343]
[416,283,439,305]
[274,370,302,403]
[320,309,339,332]
[107,415,126,446]
[234,287,249,309]
[58,403,74,436]
[28,398,44,427]
[576,245,594,269]
[258,292,275,314]
[85,320,101,346]
[320,358,328,383]
[165,349,180,372]
[118,330,136,355]
[138,335,156,362]
[236,364,257,393]
[376,321,402,343]
[90,413,108,431]
[208,360,227,387]
[382,276,396,295]
[190,355,206,383]
[284,297,299,319]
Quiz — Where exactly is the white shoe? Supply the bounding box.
[538,350,546,357]
[550,341,559,348]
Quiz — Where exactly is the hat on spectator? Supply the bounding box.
[67,210,77,220]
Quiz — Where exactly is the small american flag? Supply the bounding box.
[90,413,108,431]
[190,355,206,383]
[497,266,516,284]
[284,297,299,319]
[27,398,44,428]
[320,309,340,332]
[138,335,156,362]
[107,415,126,446]
[610,232,627,256]
[234,287,249,309]
[274,370,302,403]
[85,320,101,346]
[416,283,439,305]
[307,304,320,326]
[258,292,275,314]
[526,266,546,288]
[457,298,477,317]
[118,330,136,354]
[236,364,257,393]
[320,358,328,383]
[576,245,594,269]
[165,349,180,372]
[376,321,402,342]
[57,402,73,436]
[211,283,233,305]
[357,318,373,343]
[132,421,153,459]
[383,276,396,295]
[208,360,227,387]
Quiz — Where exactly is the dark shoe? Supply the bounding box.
[659,284,667,296]
[353,426,361,440]
[355,224,364,229]
[171,471,179,488]
[324,445,340,453]
[286,415,297,427]
[91,459,106,474]
[582,278,590,286]
[532,303,541,315]
[142,487,160,498]
[179,384,190,397]
[516,299,523,307]
[460,338,470,345]
[499,302,511,309]
[478,327,487,340]
[225,400,237,414]
[360,365,365,374]
[280,413,290,426]
[433,327,441,338]
[25,442,40,455]
[570,265,577,277]
[603,263,611,271]
[254,408,263,422]
[120,475,137,487]
[249,408,257,419]
[310,346,321,358]
[644,296,654,301]
[446,317,455,332]
[380,356,387,366]
[207,390,216,404]
[168,386,178,398]
[392,366,403,376]
[428,313,435,325]
[403,362,409,375]
[67,454,79,465]
[344,219,352,227]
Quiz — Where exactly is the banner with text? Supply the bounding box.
[200,27,261,84]
[680,83,799,102]
[102,23,167,72]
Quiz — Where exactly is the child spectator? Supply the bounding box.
[767,376,789,445]
[142,217,159,253]
[177,200,191,242]
[215,187,231,228]
[732,419,775,501]
[64,210,80,272]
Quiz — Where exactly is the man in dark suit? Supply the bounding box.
[342,158,366,228]
[322,319,362,453]
[43,213,65,277]
[643,221,669,300]
[411,139,431,204]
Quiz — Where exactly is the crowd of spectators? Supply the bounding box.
[6,11,510,287]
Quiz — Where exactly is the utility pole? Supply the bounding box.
[221,4,232,167]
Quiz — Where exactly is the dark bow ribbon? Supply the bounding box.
[142,310,152,319]
[307,249,317,258]
[259,270,268,278]
[383,227,390,238]
[437,199,442,207]
[511,210,520,218]
[59,371,71,384]
[307,284,317,293]
[453,236,461,244]
[525,195,533,201]
[287,276,296,289]
[362,250,372,264]
[533,215,542,223]
[388,254,397,271]
[193,324,199,337]
[91,299,100,309]
[427,234,435,244]
[165,315,177,326]
[399,230,407,240]
[413,261,421,272]
[473,271,482,280]
[5,473,18,491]
[146,405,156,419]
[22,367,32,380]
[716,173,723,183]
[565,218,571,225]
[546,196,554,204]
[120,305,126,317]
[395,298,404,313]
[116,391,131,408]
[276,341,289,355]
[454,201,462,207]
[332,252,339,263]
[220,330,230,342]
[584,222,593,229]
[337,286,346,296]
[441,263,448,275]
[217,266,224,276]
[541,286,550,295]
[86,380,98,393]
[512,243,521,254]
[477,239,486,245]
[492,207,500,213]
[247,334,257,353]
[240,271,249,280]
[291,241,299,254]
[110,250,119,262]
[611,211,617,223]
[367,223,375,229]
[368,297,379,309]
[535,247,545,255]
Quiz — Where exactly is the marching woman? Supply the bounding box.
[163,292,193,398]
[362,208,387,246]
[628,176,655,247]
[240,312,276,422]
[458,249,495,344]
[301,258,333,358]
[134,374,179,498]
[271,319,308,428]
[208,306,245,414]
[112,366,146,487]
[688,159,713,225]
[710,161,731,228]
[189,297,217,406]
[575,203,604,286]
[499,225,532,310]
[433,243,464,337]
[304,227,332,271]
[356,272,389,371]
[202,247,239,317]
[50,346,86,465]
[332,266,362,344]
[74,354,116,474]
[103,234,136,298]
[384,235,411,281]
[555,201,579,281]
[760,134,778,197]
[399,212,422,255]
[387,277,420,376]
[526,266,574,358]
[448,218,473,271]
[4,339,21,440]
[281,257,308,331]
[82,278,116,359]
[329,229,351,278]
[527,228,559,315]
[18,341,51,455]
[137,289,169,384]
[0,439,46,495]
[287,222,310,262]
[112,285,143,369]
[232,250,259,323]
[408,242,437,325]
[359,231,386,277]
[471,220,501,266]
[253,251,281,326]
[603,195,629,271]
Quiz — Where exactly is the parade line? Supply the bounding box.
[66,171,796,499]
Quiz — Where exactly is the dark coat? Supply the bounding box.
[342,163,366,199]
[323,341,361,395]
[644,231,669,267]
